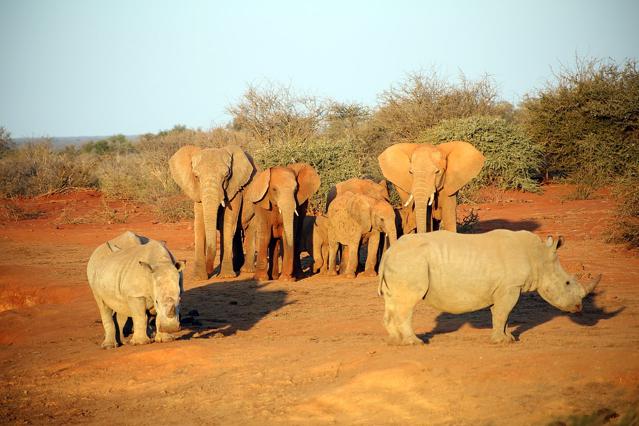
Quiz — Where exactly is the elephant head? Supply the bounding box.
[245,163,320,279]
[378,141,484,233]
[169,145,256,277]
[345,193,398,245]
[326,178,390,212]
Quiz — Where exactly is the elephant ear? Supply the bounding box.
[169,145,202,202]
[348,194,372,234]
[223,145,256,201]
[378,143,420,195]
[437,141,485,196]
[377,179,390,201]
[246,168,271,209]
[288,163,321,205]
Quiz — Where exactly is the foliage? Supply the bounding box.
[0,140,98,197]
[229,82,326,145]
[420,115,542,198]
[521,57,639,182]
[373,70,506,144]
[252,138,365,212]
[608,164,639,248]
[0,127,15,158]
[80,134,136,155]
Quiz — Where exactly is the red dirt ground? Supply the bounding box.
[1,185,638,425]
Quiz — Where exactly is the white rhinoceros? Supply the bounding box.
[87,231,184,348]
[378,230,601,345]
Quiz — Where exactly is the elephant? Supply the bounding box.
[378,141,484,234]
[325,178,392,273]
[169,145,256,280]
[327,192,398,279]
[244,163,321,281]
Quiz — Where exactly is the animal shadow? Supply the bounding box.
[178,279,291,339]
[475,219,541,232]
[418,291,622,343]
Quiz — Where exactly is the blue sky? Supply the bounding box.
[1,0,638,138]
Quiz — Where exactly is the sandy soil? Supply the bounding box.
[1,185,638,425]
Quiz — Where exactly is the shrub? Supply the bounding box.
[608,165,639,248]
[521,57,639,182]
[0,127,15,158]
[419,115,542,199]
[373,70,506,143]
[0,141,98,197]
[252,138,365,212]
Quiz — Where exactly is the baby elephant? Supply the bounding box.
[378,230,601,345]
[87,231,185,348]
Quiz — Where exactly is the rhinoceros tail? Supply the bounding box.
[377,254,390,297]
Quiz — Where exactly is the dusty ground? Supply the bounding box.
[0,185,638,425]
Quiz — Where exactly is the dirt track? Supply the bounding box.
[1,185,638,425]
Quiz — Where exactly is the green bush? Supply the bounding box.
[0,141,97,197]
[252,138,365,212]
[521,58,639,182]
[608,164,639,248]
[419,115,542,196]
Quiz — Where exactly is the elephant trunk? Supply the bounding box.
[201,185,223,275]
[280,202,296,278]
[412,172,436,233]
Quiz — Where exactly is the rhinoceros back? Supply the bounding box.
[382,230,541,313]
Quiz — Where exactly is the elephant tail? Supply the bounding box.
[377,254,389,297]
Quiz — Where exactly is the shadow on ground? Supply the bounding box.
[475,218,541,232]
[418,291,623,343]
[177,279,291,339]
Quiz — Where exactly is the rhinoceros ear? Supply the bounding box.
[545,235,564,251]
[174,260,186,271]
[139,261,155,273]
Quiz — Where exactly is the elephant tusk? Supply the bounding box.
[220,199,226,208]
[404,193,414,207]
[294,208,299,217]
[428,193,435,206]
[278,207,282,215]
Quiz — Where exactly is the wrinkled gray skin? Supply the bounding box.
[378,230,601,345]
[87,231,184,349]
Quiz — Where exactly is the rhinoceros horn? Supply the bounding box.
[580,273,602,295]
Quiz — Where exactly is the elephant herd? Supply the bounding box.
[168,141,486,282]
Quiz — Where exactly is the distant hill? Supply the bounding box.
[14,135,139,149]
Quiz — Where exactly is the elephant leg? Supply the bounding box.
[128,297,151,346]
[362,232,380,277]
[321,244,328,273]
[343,241,359,279]
[269,237,281,280]
[327,238,339,277]
[94,295,118,349]
[312,229,323,274]
[192,202,209,280]
[339,247,349,273]
[439,194,458,232]
[220,196,241,278]
[241,220,256,273]
[254,210,271,281]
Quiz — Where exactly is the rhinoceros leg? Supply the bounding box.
[383,287,424,345]
[490,287,520,344]
[93,296,118,349]
[128,297,151,345]
[116,312,128,344]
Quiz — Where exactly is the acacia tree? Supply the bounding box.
[228,83,327,145]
